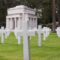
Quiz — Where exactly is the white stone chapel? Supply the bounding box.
[6,5,37,30]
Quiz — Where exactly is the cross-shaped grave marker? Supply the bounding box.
[0,27,10,44]
[42,27,51,40]
[5,28,10,39]
[14,21,36,60]
[56,27,60,37]
[32,25,42,47]
[1,27,5,44]
[14,28,22,45]
[37,25,42,47]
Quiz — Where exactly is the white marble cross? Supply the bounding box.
[0,27,11,44]
[56,27,60,37]
[37,25,42,47]
[1,27,5,44]
[14,21,36,60]
[5,28,10,39]
[42,27,51,40]
[14,28,22,45]
[16,35,22,44]
[32,25,42,47]
[42,27,47,40]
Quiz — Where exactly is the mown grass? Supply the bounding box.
[0,33,60,60]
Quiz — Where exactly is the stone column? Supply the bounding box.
[29,18,32,29]
[33,18,35,28]
[15,18,17,29]
[6,18,11,29]
[18,17,20,29]
[34,18,36,28]
[10,18,13,30]
[11,18,13,29]
[35,18,37,28]
[31,18,33,29]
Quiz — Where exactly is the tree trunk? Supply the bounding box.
[52,0,56,32]
[57,0,60,26]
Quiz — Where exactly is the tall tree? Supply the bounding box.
[57,0,60,26]
[52,0,56,32]
[42,0,52,24]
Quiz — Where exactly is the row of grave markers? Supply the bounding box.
[0,25,51,60]
[1,26,60,60]
[0,26,51,45]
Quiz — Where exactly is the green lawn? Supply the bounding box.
[0,33,60,60]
